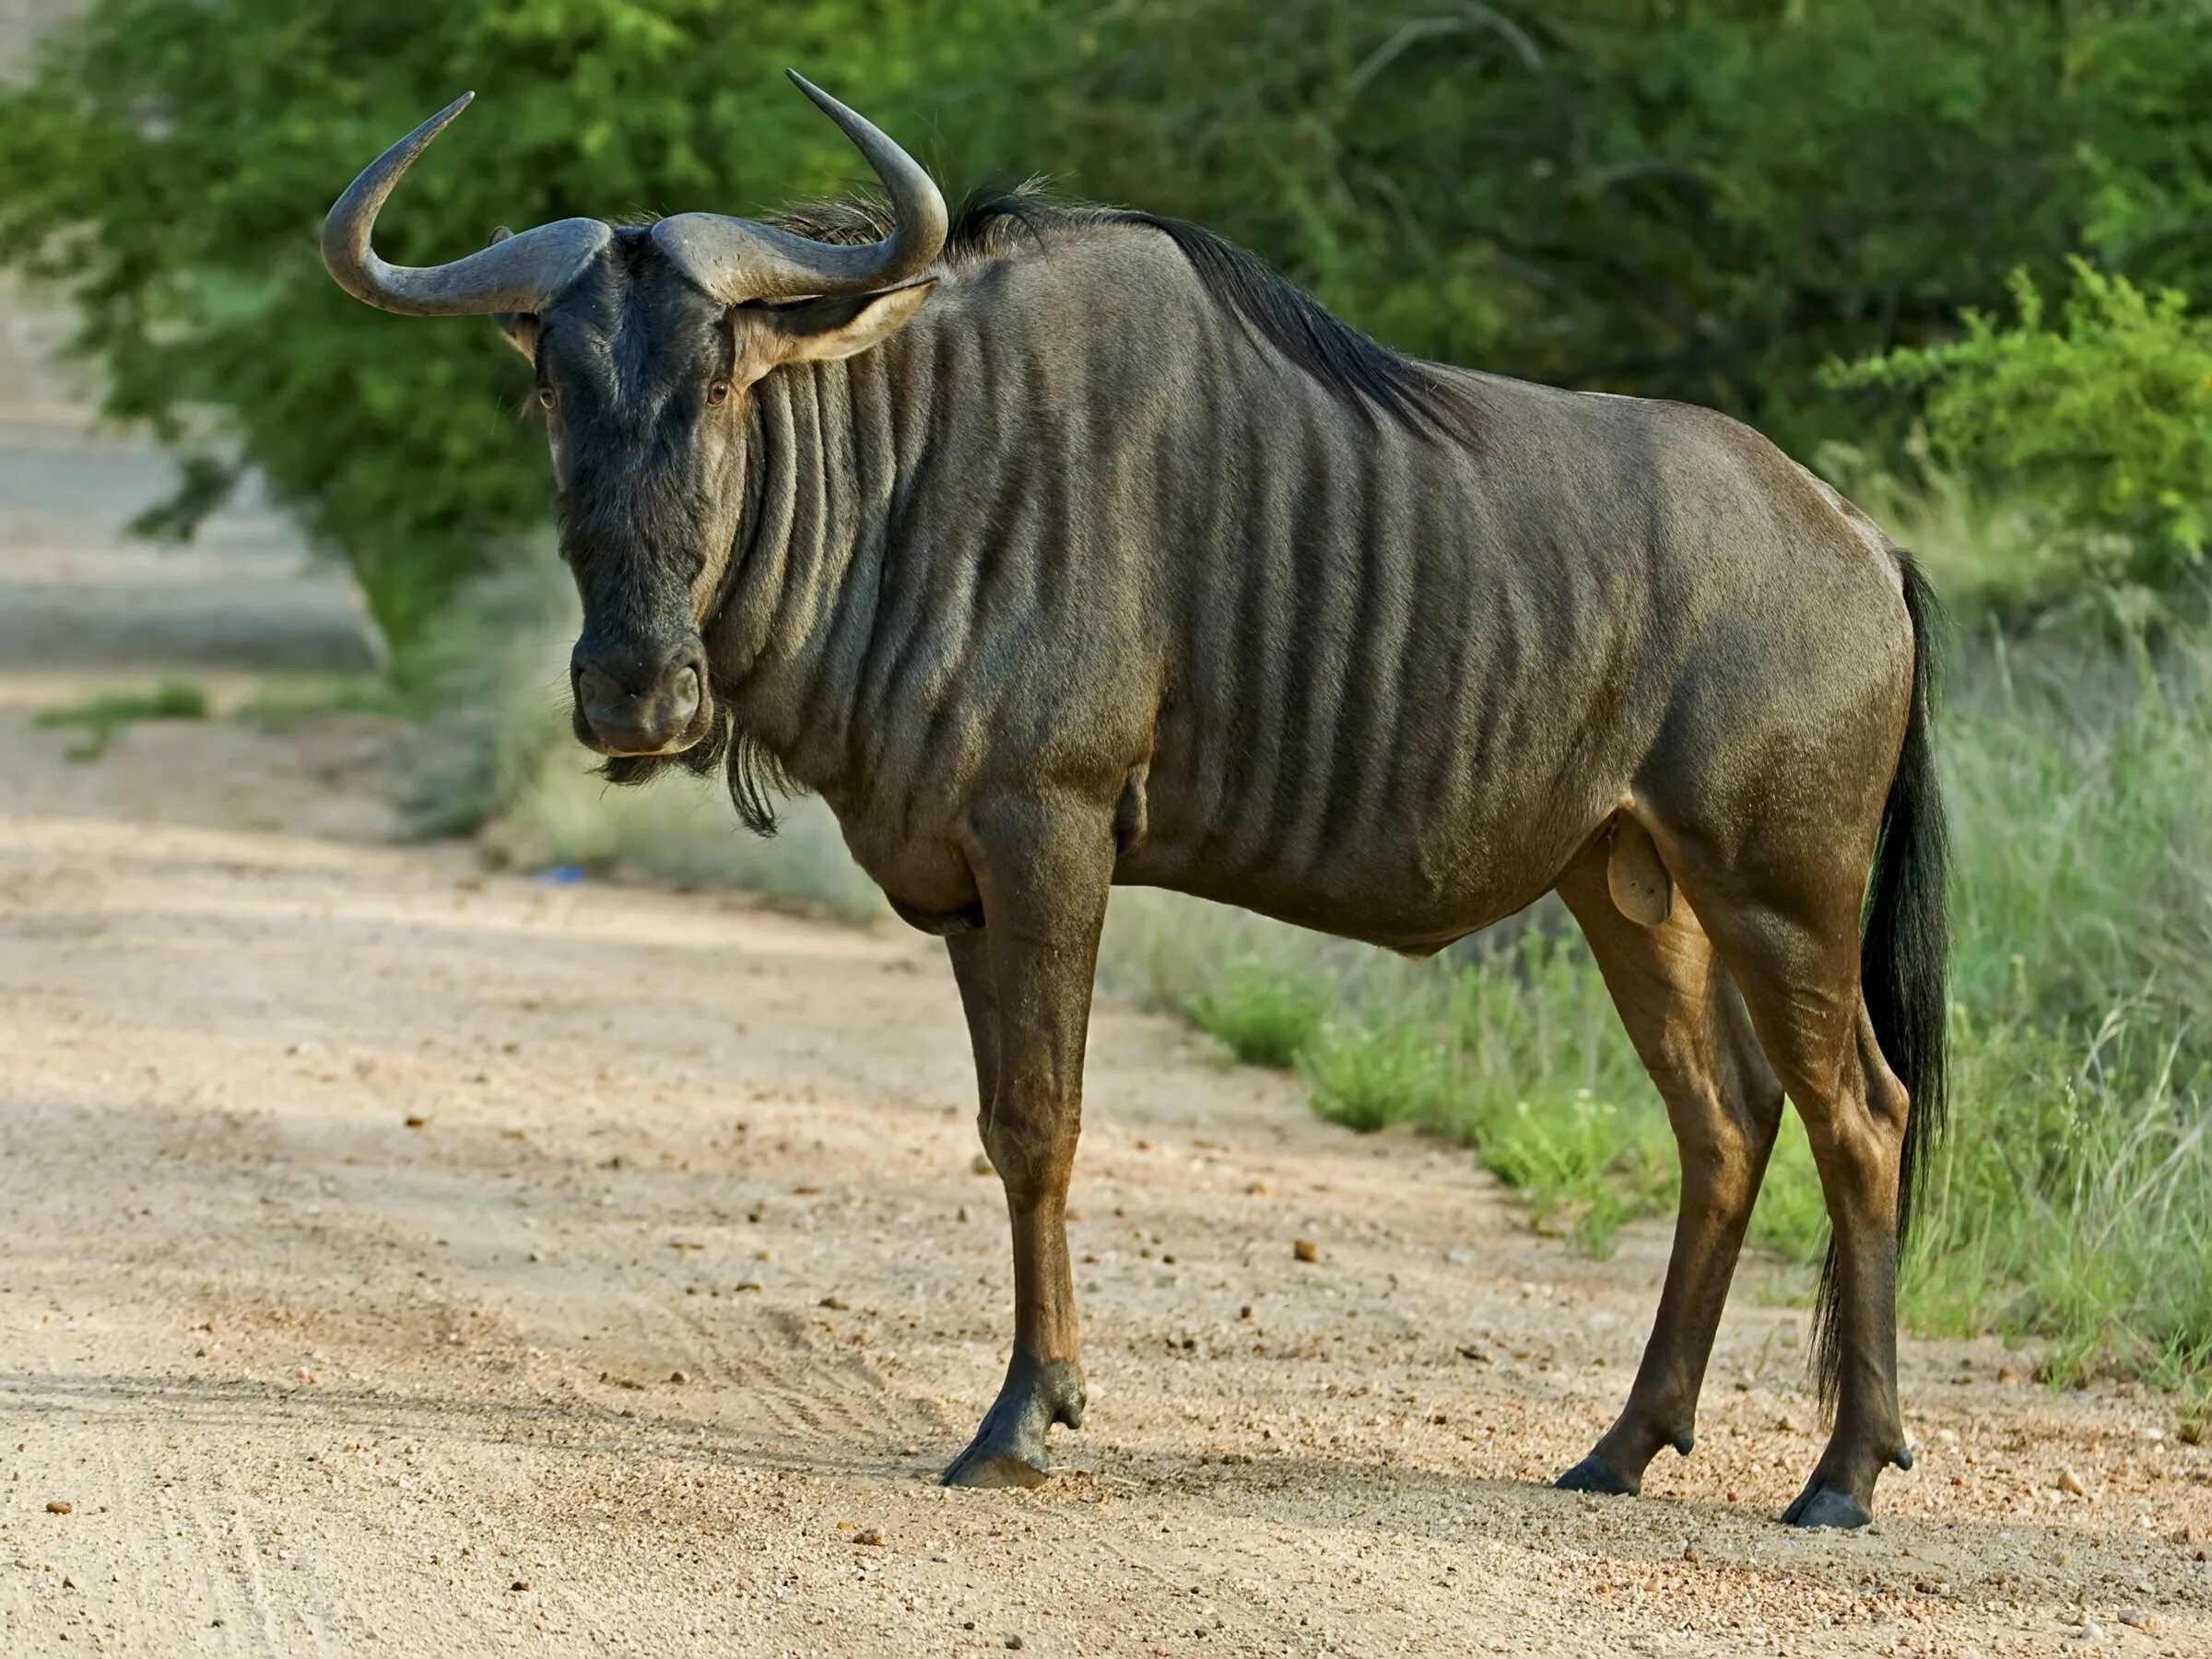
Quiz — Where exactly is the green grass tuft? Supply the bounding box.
[238,676,406,728]
[1188,959,1333,1068]
[34,681,209,759]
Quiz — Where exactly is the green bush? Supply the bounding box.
[1836,263,2212,601]
[1291,930,1669,1253]
[1187,959,1333,1070]
[0,0,1041,645]
[1304,1018,1454,1135]
[11,3,2212,641]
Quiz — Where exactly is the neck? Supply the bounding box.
[704,347,910,794]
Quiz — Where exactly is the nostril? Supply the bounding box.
[666,664,701,720]
[576,665,625,715]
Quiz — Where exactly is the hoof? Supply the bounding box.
[1555,1454,1639,1497]
[940,1440,1050,1488]
[1781,1480,1873,1530]
[940,1348,1084,1491]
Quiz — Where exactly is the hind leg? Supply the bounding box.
[1665,851,1915,1528]
[1552,840,1786,1496]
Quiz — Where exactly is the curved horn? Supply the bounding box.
[651,71,947,303]
[323,93,611,317]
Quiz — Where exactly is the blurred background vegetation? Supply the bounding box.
[3,0,2207,1410]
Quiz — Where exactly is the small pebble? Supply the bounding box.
[45,1500,71,1515]
[1292,1239,1319,1264]
[971,1153,994,1176]
[403,1114,429,1129]
[854,1526,884,1547]
[820,1295,849,1311]
[1681,1542,1698,1562]
[668,1369,688,1384]
[511,1580,530,1593]
[2057,1466,2087,1497]
[2116,1606,2157,1632]
[1005,1638,1024,1652]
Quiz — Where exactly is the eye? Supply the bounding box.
[536,385,557,411]
[706,380,731,406]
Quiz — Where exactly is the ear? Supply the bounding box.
[756,279,935,366]
[485,228,539,359]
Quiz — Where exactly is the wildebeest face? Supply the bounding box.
[502,240,739,759]
[502,241,935,759]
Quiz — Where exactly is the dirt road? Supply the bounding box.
[0,709,2206,1659]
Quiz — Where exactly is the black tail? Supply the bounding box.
[1814,550,1950,1405]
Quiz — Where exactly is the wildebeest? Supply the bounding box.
[324,74,1947,1528]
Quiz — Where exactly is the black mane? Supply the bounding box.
[769,183,1484,445]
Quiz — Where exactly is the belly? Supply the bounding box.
[1114,754,1612,949]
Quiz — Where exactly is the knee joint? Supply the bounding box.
[978,1108,1076,1206]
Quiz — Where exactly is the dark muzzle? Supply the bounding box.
[571,636,708,757]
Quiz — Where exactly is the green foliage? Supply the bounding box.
[1944,625,2212,1039]
[237,676,409,729]
[1015,0,2100,443]
[11,3,2212,636]
[1836,264,2212,599]
[33,681,208,759]
[1907,1006,2212,1383]
[1295,929,1670,1254]
[1187,959,1332,1069]
[0,0,1049,644]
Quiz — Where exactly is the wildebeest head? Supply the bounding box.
[322,74,946,759]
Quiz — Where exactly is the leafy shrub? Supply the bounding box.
[1303,1018,1453,1135]
[1835,263,2212,600]
[1187,959,1333,1069]
[0,0,1041,645]
[11,3,2212,641]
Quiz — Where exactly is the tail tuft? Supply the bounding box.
[1814,550,1950,1406]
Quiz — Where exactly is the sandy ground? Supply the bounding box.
[0,716,2207,1659]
